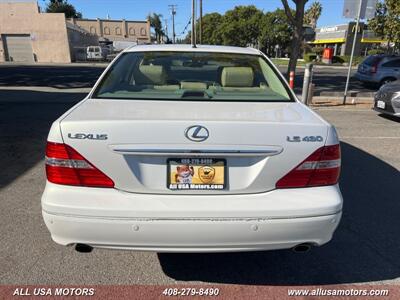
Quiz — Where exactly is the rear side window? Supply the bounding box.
[92,51,293,102]
[382,59,400,68]
[363,55,382,66]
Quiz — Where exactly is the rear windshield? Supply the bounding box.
[363,55,382,66]
[92,51,293,102]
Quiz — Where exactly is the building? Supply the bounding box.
[0,1,150,63]
[310,22,386,56]
[66,18,150,44]
[0,1,100,63]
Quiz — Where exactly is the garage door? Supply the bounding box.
[4,34,34,63]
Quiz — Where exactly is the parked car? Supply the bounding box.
[374,80,400,118]
[42,45,342,253]
[86,46,109,61]
[355,54,400,87]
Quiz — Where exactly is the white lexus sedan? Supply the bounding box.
[42,45,342,253]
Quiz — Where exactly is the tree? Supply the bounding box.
[148,13,164,43]
[187,6,263,47]
[188,5,292,57]
[368,0,400,52]
[304,1,322,29]
[197,13,223,45]
[368,2,387,39]
[45,0,82,18]
[281,0,309,76]
[216,6,264,47]
[259,9,292,56]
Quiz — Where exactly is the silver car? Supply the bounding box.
[355,55,400,86]
[374,80,400,118]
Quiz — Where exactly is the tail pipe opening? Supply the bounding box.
[75,244,93,253]
[292,243,312,253]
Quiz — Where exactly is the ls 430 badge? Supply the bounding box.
[287,136,323,142]
[68,133,108,140]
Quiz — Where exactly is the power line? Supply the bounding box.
[180,16,192,36]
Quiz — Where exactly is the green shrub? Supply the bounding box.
[304,53,317,62]
[337,55,364,66]
[303,44,313,54]
[311,46,324,55]
[367,49,385,55]
[332,56,345,64]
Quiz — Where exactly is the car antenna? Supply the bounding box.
[191,0,197,48]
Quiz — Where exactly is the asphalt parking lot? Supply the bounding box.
[0,63,375,96]
[0,66,399,285]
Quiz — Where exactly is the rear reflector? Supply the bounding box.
[276,144,341,188]
[45,142,114,188]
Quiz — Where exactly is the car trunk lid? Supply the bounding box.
[59,99,329,194]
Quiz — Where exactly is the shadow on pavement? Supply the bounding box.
[0,65,105,89]
[0,89,85,189]
[158,142,400,285]
[378,113,400,123]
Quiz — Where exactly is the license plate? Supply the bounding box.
[377,100,386,109]
[167,158,225,190]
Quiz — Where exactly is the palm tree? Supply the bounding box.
[304,1,322,29]
[148,13,164,43]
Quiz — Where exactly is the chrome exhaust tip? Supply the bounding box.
[75,243,93,253]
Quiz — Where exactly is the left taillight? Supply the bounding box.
[45,142,114,188]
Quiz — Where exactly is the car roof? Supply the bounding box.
[124,44,261,55]
[374,54,400,59]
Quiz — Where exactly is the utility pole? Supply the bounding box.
[343,0,363,105]
[199,0,203,44]
[191,0,196,47]
[164,19,169,42]
[168,4,177,43]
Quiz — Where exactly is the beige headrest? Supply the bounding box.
[180,81,207,90]
[221,67,254,87]
[135,65,167,85]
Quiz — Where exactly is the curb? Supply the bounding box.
[315,91,375,98]
[308,96,374,108]
[275,64,358,70]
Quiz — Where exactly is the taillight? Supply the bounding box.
[370,58,382,73]
[276,144,341,188]
[45,142,114,188]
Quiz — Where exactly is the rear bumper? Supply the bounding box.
[373,106,400,117]
[42,182,343,252]
[42,211,341,252]
[354,72,378,83]
[373,97,400,117]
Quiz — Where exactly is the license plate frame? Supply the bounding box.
[167,158,226,190]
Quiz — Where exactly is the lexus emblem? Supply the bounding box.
[185,125,209,142]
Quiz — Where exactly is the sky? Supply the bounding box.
[37,0,355,39]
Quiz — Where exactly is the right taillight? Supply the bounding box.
[45,142,114,188]
[276,144,341,189]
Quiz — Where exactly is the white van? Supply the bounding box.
[86,46,108,61]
